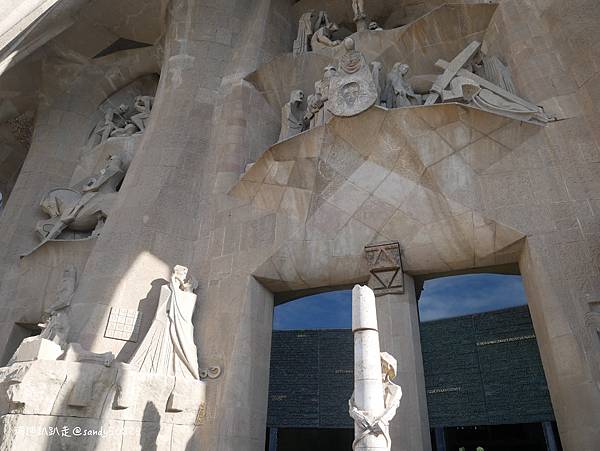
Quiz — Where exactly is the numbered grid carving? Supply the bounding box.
[104,307,142,342]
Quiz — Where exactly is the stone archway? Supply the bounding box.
[226,103,600,450]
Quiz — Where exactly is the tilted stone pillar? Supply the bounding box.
[365,242,432,451]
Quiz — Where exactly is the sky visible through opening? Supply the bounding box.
[272,273,527,330]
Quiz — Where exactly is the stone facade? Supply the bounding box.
[0,0,598,450]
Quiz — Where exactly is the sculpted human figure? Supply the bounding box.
[472,51,517,95]
[293,11,315,55]
[23,153,128,256]
[352,0,366,21]
[338,37,367,75]
[311,22,341,52]
[369,21,383,31]
[130,95,154,132]
[349,352,402,451]
[382,63,422,107]
[313,65,337,126]
[38,265,77,348]
[129,265,201,380]
[305,81,323,129]
[90,104,128,146]
[279,89,306,141]
[314,11,330,30]
[370,61,385,105]
[440,74,550,124]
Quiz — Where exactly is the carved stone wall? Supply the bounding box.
[0,0,598,450]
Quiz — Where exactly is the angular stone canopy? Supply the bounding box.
[231,104,526,291]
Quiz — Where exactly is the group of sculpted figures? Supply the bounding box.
[89,95,154,147]
[293,1,380,56]
[280,38,551,141]
[9,263,215,411]
[22,152,130,256]
[21,95,154,256]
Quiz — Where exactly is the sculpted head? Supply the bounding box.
[173,265,188,282]
[381,352,397,382]
[343,37,355,52]
[290,89,304,103]
[118,104,128,114]
[324,65,337,78]
[393,62,409,76]
[371,61,382,71]
[172,265,198,293]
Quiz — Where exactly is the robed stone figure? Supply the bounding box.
[130,265,200,380]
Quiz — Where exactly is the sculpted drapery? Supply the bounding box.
[130,265,200,380]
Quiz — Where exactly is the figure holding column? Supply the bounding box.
[349,285,402,451]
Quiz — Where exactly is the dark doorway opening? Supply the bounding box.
[432,422,561,451]
[267,427,353,451]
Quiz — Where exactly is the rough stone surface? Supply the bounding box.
[0,0,598,450]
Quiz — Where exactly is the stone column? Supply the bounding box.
[351,284,386,451]
[365,242,432,451]
[520,241,600,449]
[56,1,288,450]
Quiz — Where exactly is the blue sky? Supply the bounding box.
[272,274,527,330]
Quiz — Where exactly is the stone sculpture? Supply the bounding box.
[129,265,201,380]
[90,104,129,146]
[292,10,331,55]
[88,96,154,146]
[349,285,401,451]
[370,61,385,105]
[441,76,481,103]
[293,11,316,55]
[368,21,383,31]
[352,0,368,31]
[328,38,377,117]
[305,81,323,129]
[131,95,154,131]
[23,153,129,256]
[8,265,77,364]
[279,90,306,141]
[304,65,338,129]
[382,62,422,108]
[8,264,115,367]
[38,264,77,347]
[317,65,337,126]
[425,41,481,106]
[472,52,516,95]
[110,95,155,137]
[311,22,341,52]
[428,42,552,125]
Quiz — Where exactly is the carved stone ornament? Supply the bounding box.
[327,38,377,117]
[199,366,222,379]
[364,241,404,295]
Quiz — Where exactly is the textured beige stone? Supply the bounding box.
[0,1,598,450]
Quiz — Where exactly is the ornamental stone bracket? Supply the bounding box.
[364,241,404,296]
